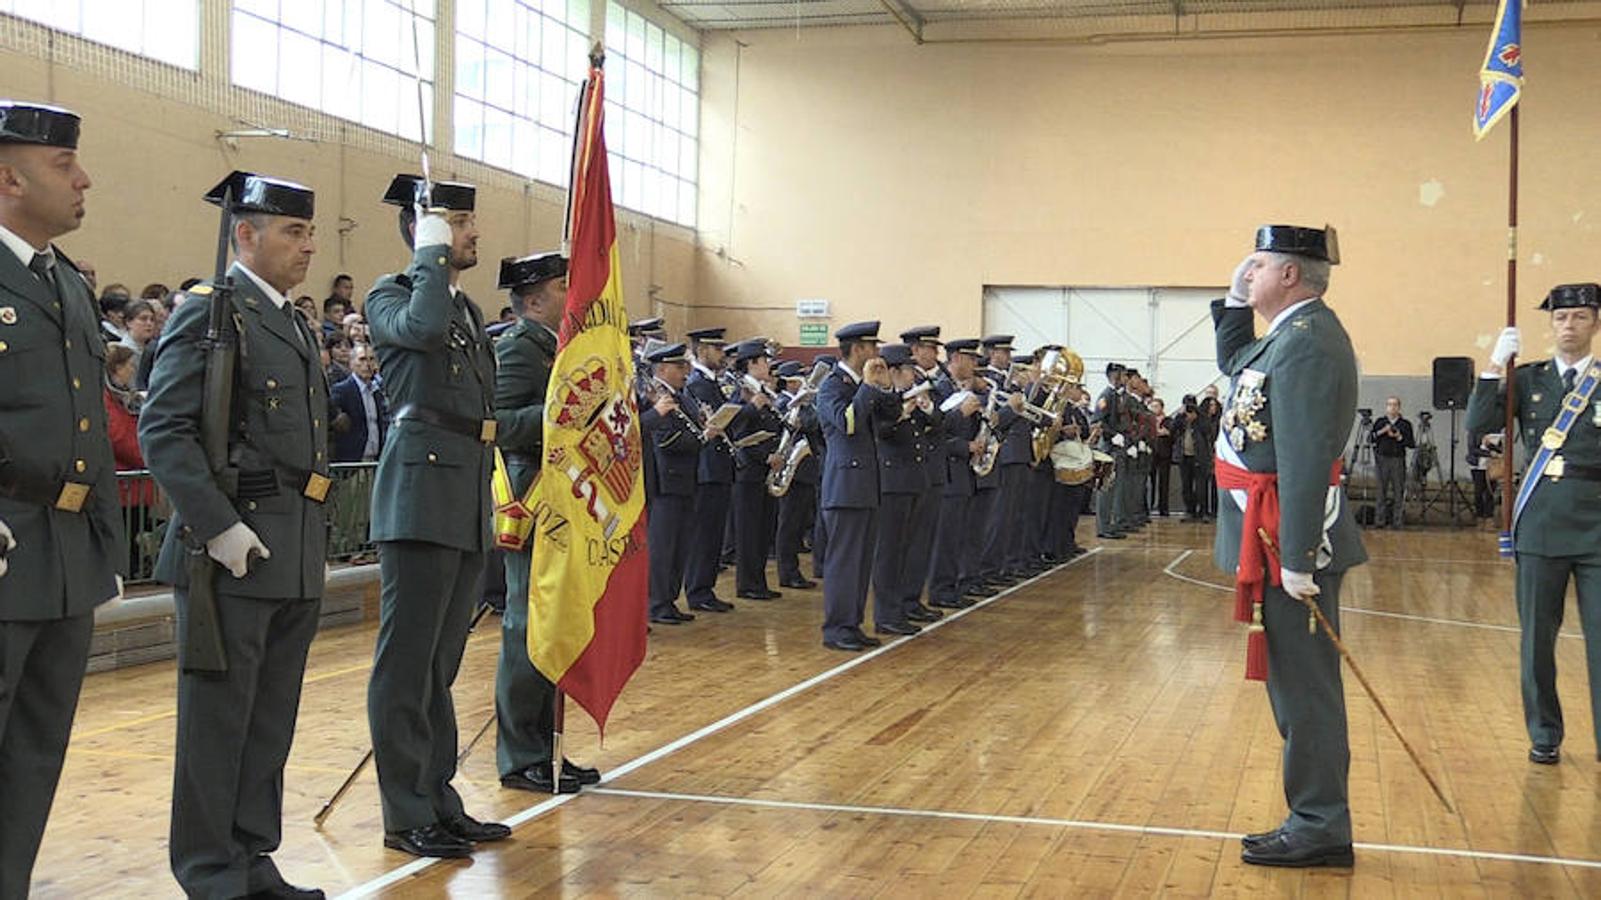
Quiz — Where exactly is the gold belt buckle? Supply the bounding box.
[1542,427,1566,450]
[302,472,332,503]
[55,481,90,513]
[1547,455,1566,481]
[480,419,498,443]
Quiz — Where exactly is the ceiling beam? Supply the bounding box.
[878,0,925,43]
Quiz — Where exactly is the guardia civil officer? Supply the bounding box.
[1213,226,1365,868]
[1468,282,1601,765]
[0,101,123,900]
[140,172,328,900]
[364,175,508,858]
[489,252,601,795]
[1093,363,1129,539]
[817,322,900,650]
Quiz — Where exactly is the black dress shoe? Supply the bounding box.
[501,765,581,794]
[562,759,601,785]
[247,884,325,900]
[824,636,867,652]
[441,812,512,843]
[689,598,734,612]
[1097,532,1126,540]
[856,633,883,647]
[1241,827,1283,850]
[1240,832,1354,868]
[649,607,695,624]
[1530,744,1560,764]
[779,577,817,589]
[736,589,781,600]
[876,622,920,636]
[930,597,964,610]
[384,824,473,858]
[907,605,943,622]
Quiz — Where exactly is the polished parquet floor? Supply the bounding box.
[32,520,1601,898]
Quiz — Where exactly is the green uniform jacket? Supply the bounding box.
[366,245,496,553]
[494,317,557,494]
[0,248,122,620]
[139,266,330,600]
[1466,360,1601,556]
[1212,299,1367,576]
[1091,385,1123,451]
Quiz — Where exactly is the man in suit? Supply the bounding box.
[773,359,822,590]
[364,175,509,858]
[489,251,601,796]
[1092,363,1129,539]
[330,343,387,462]
[727,339,784,600]
[817,321,899,651]
[1213,225,1365,868]
[0,102,124,899]
[899,326,947,622]
[681,327,736,613]
[1468,282,1601,766]
[871,343,932,636]
[140,171,329,900]
[644,343,714,624]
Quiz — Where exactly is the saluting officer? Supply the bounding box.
[1213,225,1365,868]
[141,172,329,900]
[489,252,601,795]
[1093,363,1128,540]
[774,359,822,590]
[682,327,736,613]
[899,326,947,622]
[817,321,900,651]
[0,101,123,899]
[1468,282,1601,765]
[364,175,509,858]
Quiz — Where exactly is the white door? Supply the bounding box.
[983,285,1226,405]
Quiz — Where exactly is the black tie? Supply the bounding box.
[1564,367,1577,395]
[28,252,58,299]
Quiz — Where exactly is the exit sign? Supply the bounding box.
[798,323,830,347]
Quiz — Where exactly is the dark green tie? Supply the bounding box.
[27,252,58,300]
[1564,367,1577,395]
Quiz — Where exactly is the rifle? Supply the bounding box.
[180,183,243,674]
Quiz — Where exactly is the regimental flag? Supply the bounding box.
[528,47,648,734]
[1474,0,1525,140]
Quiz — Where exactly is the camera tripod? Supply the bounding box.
[1415,409,1474,526]
[1347,412,1376,500]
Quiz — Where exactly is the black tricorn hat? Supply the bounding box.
[1255,224,1341,265]
[383,174,476,211]
[1539,283,1601,312]
[203,171,315,219]
[497,252,566,290]
[0,101,80,149]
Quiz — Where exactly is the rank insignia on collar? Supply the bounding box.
[0,307,15,325]
[1292,318,1309,330]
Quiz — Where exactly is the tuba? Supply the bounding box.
[1030,348,1084,464]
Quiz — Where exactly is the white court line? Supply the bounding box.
[590,786,1601,872]
[333,549,1105,899]
[1161,550,1579,640]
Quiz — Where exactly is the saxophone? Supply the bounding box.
[971,388,1000,476]
[765,361,830,497]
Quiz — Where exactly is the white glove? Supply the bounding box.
[0,517,13,579]
[206,522,270,579]
[1111,433,1126,448]
[1280,568,1320,602]
[114,574,124,601]
[1139,440,1150,454]
[1226,255,1254,307]
[414,205,453,250]
[1490,326,1521,369]
[1127,445,1139,458]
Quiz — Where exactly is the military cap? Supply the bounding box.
[1255,224,1340,265]
[835,321,882,342]
[1539,283,1601,311]
[1013,352,1035,365]
[203,171,315,219]
[775,360,805,378]
[497,252,566,290]
[980,334,1014,350]
[1105,362,1125,375]
[899,325,942,346]
[945,338,982,358]
[0,101,80,149]
[686,326,726,345]
[731,339,772,362]
[645,342,689,364]
[628,316,666,337]
[1125,368,1142,379]
[879,343,913,367]
[815,354,839,366]
[382,174,476,211]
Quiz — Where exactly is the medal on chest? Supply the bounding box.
[1228,369,1269,450]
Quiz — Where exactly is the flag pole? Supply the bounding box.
[1498,105,1519,557]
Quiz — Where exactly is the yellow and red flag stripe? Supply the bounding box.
[528,49,648,733]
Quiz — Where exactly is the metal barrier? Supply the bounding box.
[116,462,380,586]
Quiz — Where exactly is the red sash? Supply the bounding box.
[1213,456,1342,680]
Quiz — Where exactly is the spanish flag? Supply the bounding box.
[1473,0,1524,140]
[528,46,648,733]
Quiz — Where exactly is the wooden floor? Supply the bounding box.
[32,521,1601,898]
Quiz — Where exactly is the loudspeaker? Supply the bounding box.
[1432,356,1474,410]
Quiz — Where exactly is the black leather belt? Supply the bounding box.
[394,404,498,443]
[1547,456,1601,483]
[0,472,93,513]
[234,466,334,504]
[502,451,541,467]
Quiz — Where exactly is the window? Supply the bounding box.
[453,0,590,187]
[231,0,436,142]
[604,1,697,227]
[1,0,199,69]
